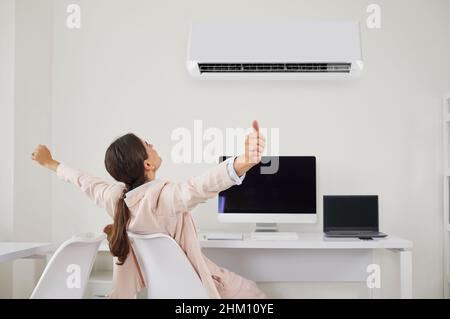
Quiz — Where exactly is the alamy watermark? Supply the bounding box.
[66,4,81,29]
[66,264,81,289]
[65,4,381,31]
[366,4,381,29]
[366,263,381,289]
[171,120,280,174]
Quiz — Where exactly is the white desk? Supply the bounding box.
[0,242,53,263]
[199,232,413,299]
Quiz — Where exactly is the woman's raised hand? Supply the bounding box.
[244,120,266,165]
[234,120,266,176]
[31,145,60,172]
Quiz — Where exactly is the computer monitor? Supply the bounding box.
[218,156,317,226]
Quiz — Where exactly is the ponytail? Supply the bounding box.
[104,133,149,266]
[109,188,131,265]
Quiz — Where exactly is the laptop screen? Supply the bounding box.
[323,195,379,231]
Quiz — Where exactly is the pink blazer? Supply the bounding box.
[56,161,267,299]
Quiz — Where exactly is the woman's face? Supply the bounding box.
[141,138,162,172]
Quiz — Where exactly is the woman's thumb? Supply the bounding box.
[252,120,259,133]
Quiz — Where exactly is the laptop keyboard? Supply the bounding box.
[328,231,377,235]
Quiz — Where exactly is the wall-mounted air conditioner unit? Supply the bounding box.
[187,21,363,80]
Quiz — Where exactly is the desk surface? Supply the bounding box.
[96,233,413,251]
[198,232,413,249]
[0,242,53,263]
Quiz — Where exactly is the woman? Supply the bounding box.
[31,120,267,299]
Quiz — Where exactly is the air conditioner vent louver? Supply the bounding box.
[198,63,351,74]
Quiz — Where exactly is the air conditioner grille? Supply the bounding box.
[198,63,351,74]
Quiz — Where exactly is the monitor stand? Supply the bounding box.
[250,223,299,240]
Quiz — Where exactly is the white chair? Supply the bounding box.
[128,232,209,299]
[30,233,105,299]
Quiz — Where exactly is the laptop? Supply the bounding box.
[323,195,387,239]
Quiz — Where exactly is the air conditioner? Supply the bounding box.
[187,21,363,80]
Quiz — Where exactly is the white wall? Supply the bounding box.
[11,0,53,298]
[0,0,16,298]
[4,0,450,298]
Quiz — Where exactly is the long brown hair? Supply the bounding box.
[104,133,148,265]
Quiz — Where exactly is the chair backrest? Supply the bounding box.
[128,233,209,299]
[30,233,105,299]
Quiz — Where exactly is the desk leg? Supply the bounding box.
[399,249,413,299]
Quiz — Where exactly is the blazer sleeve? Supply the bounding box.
[168,159,241,214]
[56,163,124,218]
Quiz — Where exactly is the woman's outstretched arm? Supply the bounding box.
[31,145,122,217]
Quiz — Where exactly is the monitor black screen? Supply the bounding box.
[218,156,316,214]
[323,195,379,231]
